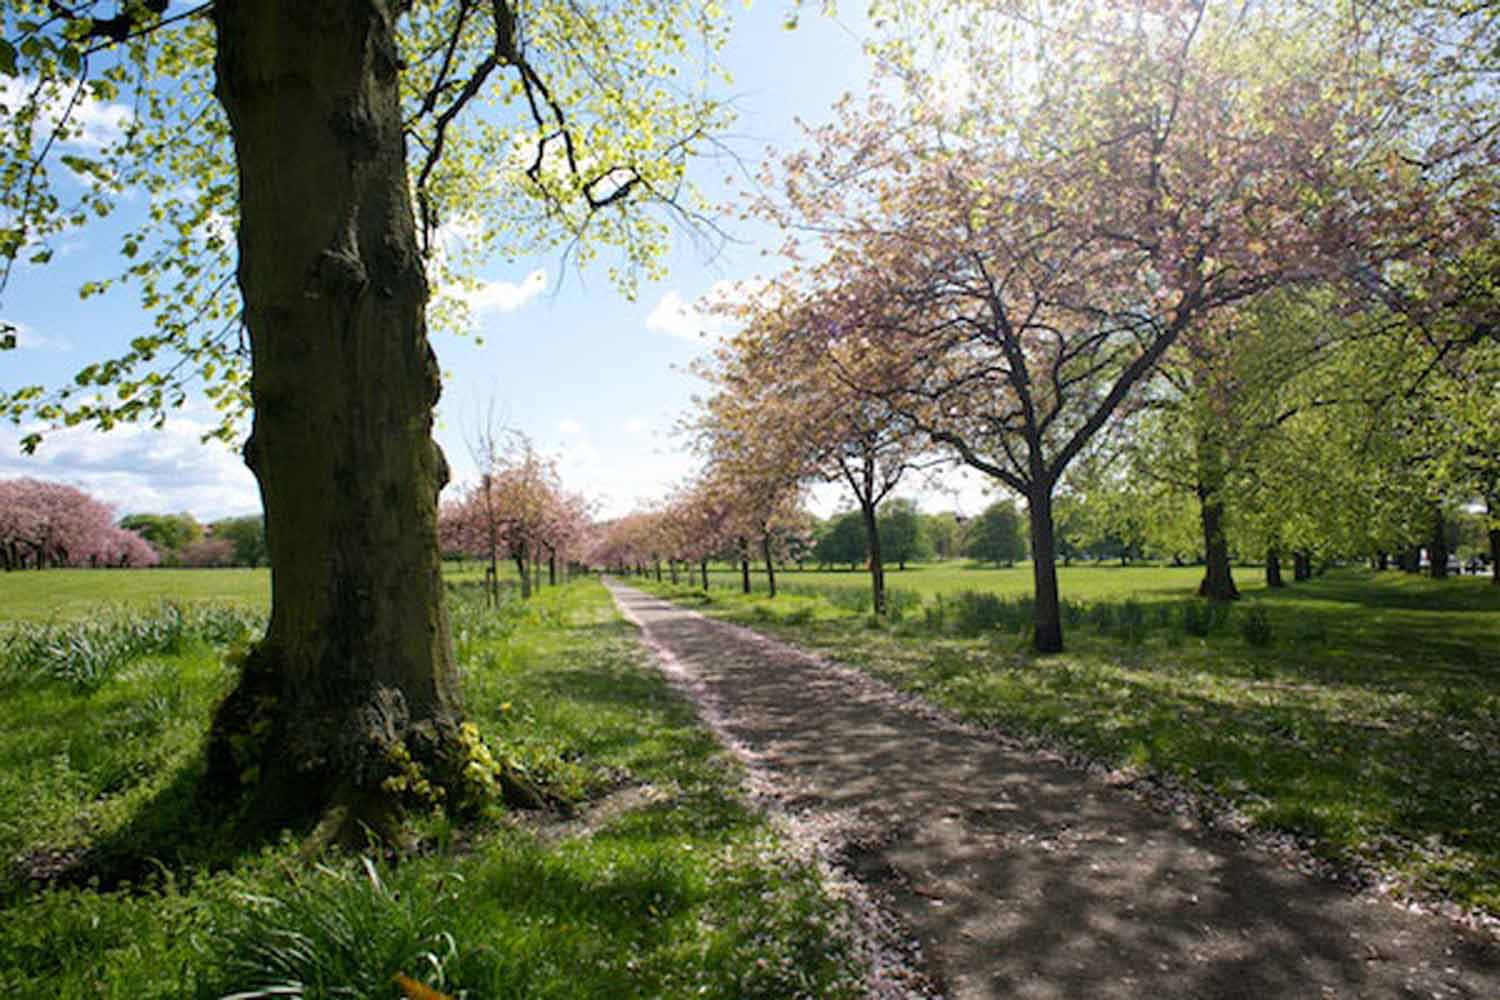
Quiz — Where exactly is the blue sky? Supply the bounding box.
[0,4,994,522]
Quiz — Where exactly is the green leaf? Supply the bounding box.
[0,40,18,78]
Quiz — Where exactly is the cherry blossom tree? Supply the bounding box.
[0,478,157,569]
[695,288,933,612]
[753,0,1493,651]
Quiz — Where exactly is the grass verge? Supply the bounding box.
[630,569,1500,918]
[0,579,865,999]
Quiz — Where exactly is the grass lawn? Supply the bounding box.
[0,567,270,621]
[634,566,1500,917]
[691,559,1265,603]
[0,579,864,998]
[0,561,528,623]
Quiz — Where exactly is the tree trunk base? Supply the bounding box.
[202,642,482,846]
[1197,575,1242,600]
[1033,621,1063,653]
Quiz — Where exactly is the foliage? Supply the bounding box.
[208,515,267,568]
[877,498,930,569]
[0,0,738,444]
[811,510,866,569]
[0,478,157,570]
[119,512,204,563]
[963,500,1026,567]
[728,0,1497,649]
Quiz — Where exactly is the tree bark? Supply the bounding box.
[1026,485,1063,653]
[1293,550,1312,581]
[515,547,532,598]
[761,534,777,598]
[1400,545,1422,573]
[1490,527,1499,585]
[740,554,751,594]
[858,499,887,616]
[1265,547,1284,588]
[1195,485,1240,600]
[1489,494,1499,585]
[203,1,467,845]
[700,559,709,591]
[1428,508,1449,580]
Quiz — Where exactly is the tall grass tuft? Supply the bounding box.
[201,856,468,1000]
[0,603,264,691]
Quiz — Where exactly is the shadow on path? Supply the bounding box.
[606,580,1500,1000]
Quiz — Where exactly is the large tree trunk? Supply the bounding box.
[1489,494,1499,585]
[1026,484,1063,653]
[1265,547,1284,588]
[858,499,887,616]
[204,1,468,846]
[1293,550,1312,582]
[700,558,709,591]
[1490,527,1499,586]
[740,553,751,594]
[1195,484,1240,600]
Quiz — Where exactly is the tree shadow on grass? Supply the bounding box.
[3,753,289,901]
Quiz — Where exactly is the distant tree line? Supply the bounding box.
[0,476,265,570]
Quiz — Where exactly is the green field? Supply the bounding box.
[0,560,535,622]
[0,567,270,621]
[637,566,1500,917]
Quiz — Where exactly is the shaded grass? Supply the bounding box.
[634,568,1500,916]
[0,580,864,999]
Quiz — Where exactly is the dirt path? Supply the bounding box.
[606,580,1500,1000]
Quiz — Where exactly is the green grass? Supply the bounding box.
[0,580,864,999]
[0,567,270,621]
[0,561,530,623]
[634,566,1500,917]
[688,559,1263,604]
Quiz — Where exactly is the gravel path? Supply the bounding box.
[606,580,1500,1000]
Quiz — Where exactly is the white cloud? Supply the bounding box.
[0,76,132,151]
[463,269,547,315]
[0,414,260,521]
[2,319,72,352]
[645,290,717,340]
[646,279,774,343]
[557,418,583,435]
[623,417,648,435]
